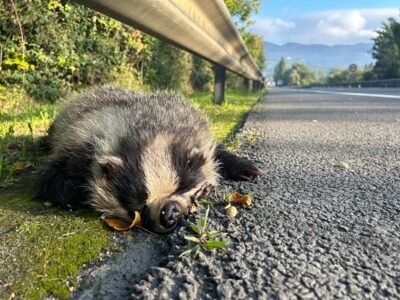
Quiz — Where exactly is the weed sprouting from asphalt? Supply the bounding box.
[180,205,229,258]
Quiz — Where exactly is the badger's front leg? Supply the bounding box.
[215,145,264,181]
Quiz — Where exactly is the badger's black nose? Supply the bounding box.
[160,202,182,228]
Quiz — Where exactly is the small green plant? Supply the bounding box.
[180,205,229,257]
[0,120,17,181]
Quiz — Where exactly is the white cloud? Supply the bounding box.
[254,18,295,32]
[251,8,399,45]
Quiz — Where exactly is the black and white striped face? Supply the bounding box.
[139,133,218,233]
[90,133,218,234]
[141,181,215,233]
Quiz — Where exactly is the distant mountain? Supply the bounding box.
[264,42,374,78]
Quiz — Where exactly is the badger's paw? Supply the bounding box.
[225,157,264,181]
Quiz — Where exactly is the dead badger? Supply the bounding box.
[38,85,263,233]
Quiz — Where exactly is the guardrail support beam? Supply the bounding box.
[214,64,225,104]
[254,81,261,91]
[243,78,249,91]
[252,80,258,91]
[76,0,264,87]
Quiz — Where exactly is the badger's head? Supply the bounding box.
[90,134,218,234]
[140,180,213,233]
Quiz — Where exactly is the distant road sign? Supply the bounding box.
[348,64,358,73]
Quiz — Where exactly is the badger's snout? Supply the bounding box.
[160,202,182,229]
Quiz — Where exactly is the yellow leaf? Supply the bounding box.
[104,211,142,231]
[15,161,27,171]
[228,192,252,206]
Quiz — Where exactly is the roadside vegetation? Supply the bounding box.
[0,87,263,299]
[0,0,264,298]
[272,16,400,86]
[1,0,265,101]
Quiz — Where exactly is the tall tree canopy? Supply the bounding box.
[372,17,400,79]
[224,0,261,26]
[0,0,265,100]
[273,58,286,84]
[285,62,316,86]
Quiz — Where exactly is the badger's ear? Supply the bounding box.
[187,147,205,168]
[98,155,124,177]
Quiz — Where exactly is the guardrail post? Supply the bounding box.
[243,78,249,91]
[214,64,225,104]
[252,80,258,91]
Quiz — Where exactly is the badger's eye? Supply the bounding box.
[160,202,182,228]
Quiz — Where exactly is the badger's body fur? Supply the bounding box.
[39,85,262,233]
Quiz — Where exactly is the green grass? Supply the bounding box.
[0,87,262,299]
[188,90,262,142]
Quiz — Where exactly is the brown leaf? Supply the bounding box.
[228,192,252,206]
[104,211,142,231]
[15,161,28,171]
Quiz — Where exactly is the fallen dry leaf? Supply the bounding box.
[226,206,238,217]
[104,211,142,231]
[228,192,252,206]
[15,161,29,171]
[338,162,350,169]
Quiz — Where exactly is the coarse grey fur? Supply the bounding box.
[39,85,262,233]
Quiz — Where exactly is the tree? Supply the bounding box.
[326,68,350,84]
[193,0,265,91]
[286,69,300,86]
[241,30,266,70]
[224,0,261,27]
[362,63,378,81]
[273,58,287,84]
[372,17,400,79]
[144,38,192,91]
[284,62,316,86]
[326,65,373,85]
[190,55,213,91]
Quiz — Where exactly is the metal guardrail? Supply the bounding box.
[74,0,263,83]
[308,78,400,88]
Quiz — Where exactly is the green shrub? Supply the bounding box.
[1,0,144,101]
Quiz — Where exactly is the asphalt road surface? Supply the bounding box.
[74,87,400,300]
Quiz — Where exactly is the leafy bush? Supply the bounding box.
[0,0,265,101]
[1,0,144,101]
[144,38,192,92]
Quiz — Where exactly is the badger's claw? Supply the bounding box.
[216,147,264,182]
[223,157,264,182]
[192,182,214,202]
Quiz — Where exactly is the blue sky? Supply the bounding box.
[251,1,399,45]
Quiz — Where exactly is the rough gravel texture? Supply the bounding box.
[73,88,400,300]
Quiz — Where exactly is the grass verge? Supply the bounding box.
[0,87,263,299]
